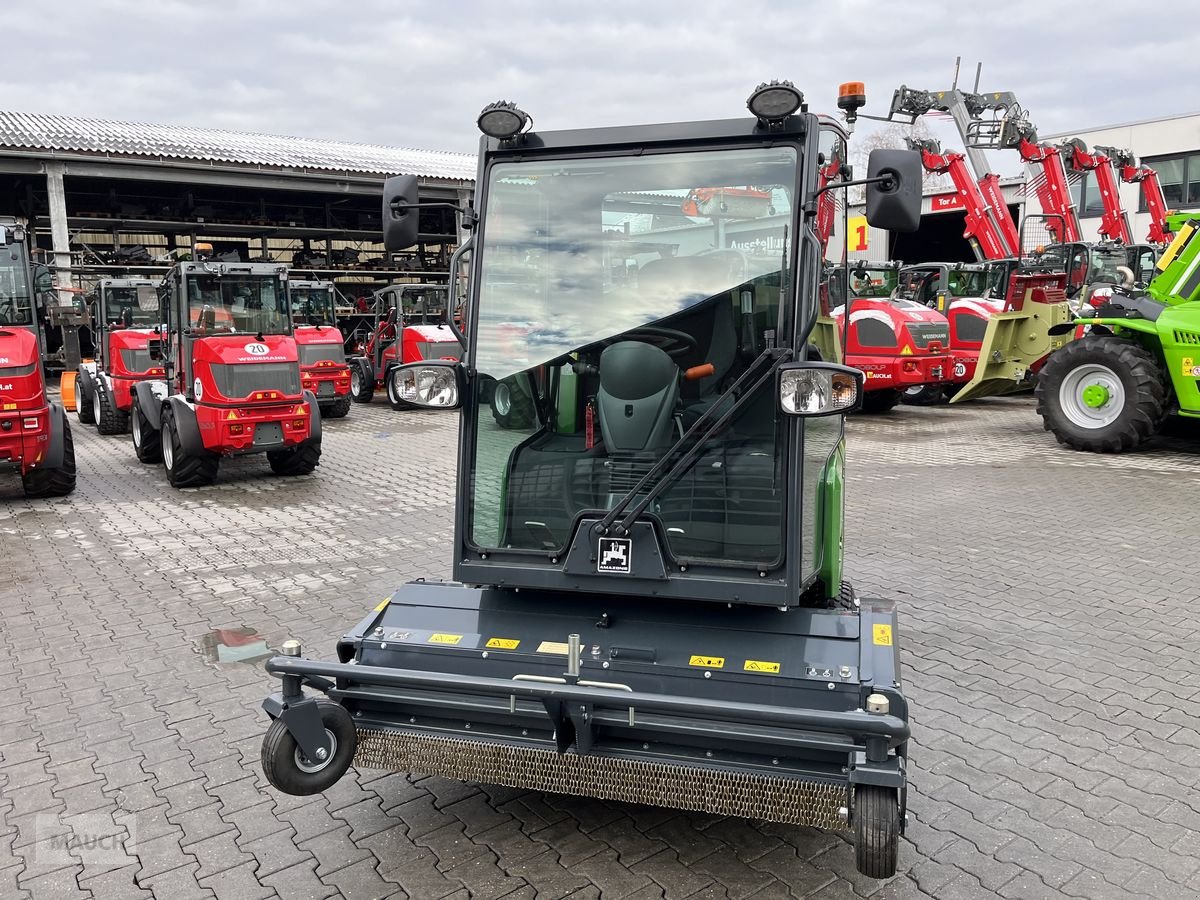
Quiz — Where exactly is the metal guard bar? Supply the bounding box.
[266,656,909,745]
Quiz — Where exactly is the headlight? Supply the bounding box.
[778,364,862,416]
[392,365,458,408]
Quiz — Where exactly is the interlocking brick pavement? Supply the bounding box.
[1,395,1198,899]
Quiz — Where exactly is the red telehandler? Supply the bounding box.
[1101,147,1173,246]
[290,279,352,419]
[0,216,76,497]
[129,247,321,487]
[75,278,165,435]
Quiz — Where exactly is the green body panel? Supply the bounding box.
[811,317,843,365]
[818,440,845,599]
[1157,302,1200,416]
[1149,216,1200,306]
[950,300,1074,403]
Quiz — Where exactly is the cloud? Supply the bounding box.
[0,0,1194,158]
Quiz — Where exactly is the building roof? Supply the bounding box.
[1040,110,1200,141]
[0,110,477,182]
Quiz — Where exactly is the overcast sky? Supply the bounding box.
[3,0,1196,160]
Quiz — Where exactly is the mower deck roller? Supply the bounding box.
[260,82,923,878]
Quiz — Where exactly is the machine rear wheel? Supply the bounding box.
[95,389,131,435]
[859,389,902,415]
[350,362,374,404]
[23,420,77,498]
[854,785,900,879]
[1035,334,1166,453]
[131,402,162,463]
[161,407,219,487]
[491,376,537,429]
[320,394,352,419]
[261,700,356,796]
[76,376,95,425]
[268,442,322,476]
[899,384,947,406]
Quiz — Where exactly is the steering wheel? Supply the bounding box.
[607,326,698,359]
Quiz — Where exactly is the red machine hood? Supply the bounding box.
[0,326,46,409]
[108,327,159,352]
[0,326,40,368]
[192,334,299,365]
[294,325,344,347]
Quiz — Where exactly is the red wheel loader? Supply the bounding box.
[291,279,352,419]
[75,278,166,435]
[129,247,321,487]
[0,216,76,497]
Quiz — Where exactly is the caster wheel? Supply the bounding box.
[854,784,900,878]
[261,700,357,795]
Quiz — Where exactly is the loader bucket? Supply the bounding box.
[59,371,77,411]
[950,276,1074,403]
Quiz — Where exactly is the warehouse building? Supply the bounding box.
[0,111,477,305]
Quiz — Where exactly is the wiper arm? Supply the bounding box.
[594,346,792,538]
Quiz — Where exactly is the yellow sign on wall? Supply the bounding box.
[847,216,869,253]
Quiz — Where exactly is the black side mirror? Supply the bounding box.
[383,174,420,252]
[146,339,164,361]
[32,264,54,294]
[865,149,922,234]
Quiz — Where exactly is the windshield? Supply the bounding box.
[292,287,336,326]
[1087,247,1134,283]
[468,145,799,564]
[0,243,33,326]
[185,273,291,334]
[102,287,157,327]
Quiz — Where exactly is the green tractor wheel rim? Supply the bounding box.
[1060,363,1124,429]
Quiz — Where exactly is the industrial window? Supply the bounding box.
[1139,153,1200,211]
[1069,172,1111,219]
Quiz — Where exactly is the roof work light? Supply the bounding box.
[747,81,803,125]
[477,101,530,140]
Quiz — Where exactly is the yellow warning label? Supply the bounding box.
[1184,357,1197,377]
[537,641,569,655]
[373,597,390,612]
[744,660,781,674]
[899,346,913,356]
[689,655,725,669]
[427,633,463,645]
[486,638,520,650]
[873,624,893,646]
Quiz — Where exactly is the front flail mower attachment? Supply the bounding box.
[260,584,910,876]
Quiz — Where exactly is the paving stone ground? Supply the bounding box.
[1,393,1198,899]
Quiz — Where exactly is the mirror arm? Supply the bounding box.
[445,236,474,346]
[803,174,896,217]
[389,200,476,228]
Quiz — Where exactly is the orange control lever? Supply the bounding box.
[684,363,715,381]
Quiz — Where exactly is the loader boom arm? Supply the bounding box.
[1016,138,1082,244]
[1062,142,1133,244]
[914,141,1017,260]
[1102,147,1173,246]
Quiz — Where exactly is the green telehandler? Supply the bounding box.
[1035,213,1200,452]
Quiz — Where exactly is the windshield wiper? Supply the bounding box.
[593,345,792,539]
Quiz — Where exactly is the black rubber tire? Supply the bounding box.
[320,393,352,419]
[131,401,162,463]
[835,580,859,610]
[349,360,374,404]
[261,700,357,796]
[22,419,77,498]
[855,784,900,879]
[491,376,537,429]
[95,388,131,435]
[1034,334,1167,453]
[899,384,947,407]
[859,389,902,415]
[267,441,322,476]
[161,406,219,488]
[76,375,95,425]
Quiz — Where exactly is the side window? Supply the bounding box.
[818,128,845,170]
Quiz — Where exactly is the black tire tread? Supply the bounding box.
[131,402,162,463]
[95,388,131,435]
[855,784,900,879]
[260,699,357,796]
[899,384,947,407]
[162,408,219,488]
[859,389,902,415]
[23,420,77,498]
[492,377,537,428]
[320,393,353,419]
[268,441,322,476]
[76,377,95,425]
[1034,334,1166,453]
[350,360,374,404]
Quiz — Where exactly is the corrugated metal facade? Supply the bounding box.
[0,110,476,182]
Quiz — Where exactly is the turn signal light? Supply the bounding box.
[23,417,39,430]
[229,423,244,435]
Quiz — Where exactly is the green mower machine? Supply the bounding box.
[259,82,923,877]
[1037,213,1200,451]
